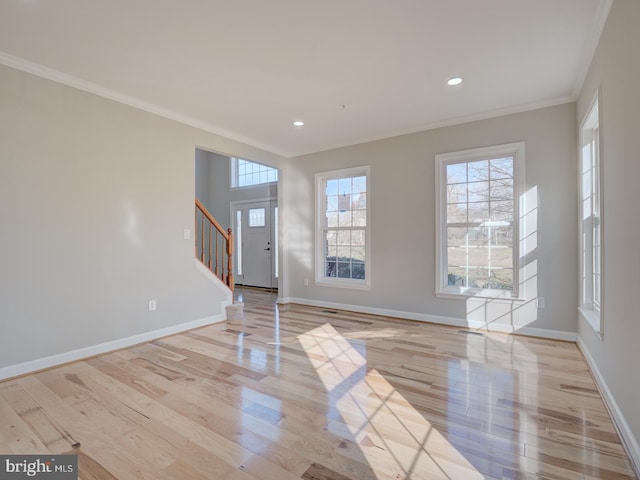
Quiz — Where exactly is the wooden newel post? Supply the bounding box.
[226,228,234,298]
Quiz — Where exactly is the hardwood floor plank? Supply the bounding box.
[66,448,120,480]
[0,287,636,479]
[0,380,80,452]
[0,390,49,454]
[301,462,357,480]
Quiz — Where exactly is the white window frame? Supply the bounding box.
[315,166,371,289]
[274,206,279,279]
[579,92,603,334]
[235,210,243,276]
[230,157,278,189]
[435,142,525,300]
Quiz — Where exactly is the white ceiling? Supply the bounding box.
[0,0,610,157]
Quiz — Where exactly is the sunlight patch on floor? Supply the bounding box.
[298,323,483,480]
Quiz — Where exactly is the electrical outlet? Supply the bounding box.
[537,297,545,308]
[303,278,309,287]
[183,228,191,240]
[148,299,157,311]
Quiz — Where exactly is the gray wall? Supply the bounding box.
[0,63,285,369]
[195,148,212,210]
[577,0,640,456]
[282,103,578,336]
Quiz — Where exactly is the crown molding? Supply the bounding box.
[292,95,576,158]
[572,0,614,97]
[0,51,289,157]
[0,47,588,160]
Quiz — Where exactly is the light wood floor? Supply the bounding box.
[0,288,636,479]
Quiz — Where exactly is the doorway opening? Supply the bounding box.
[195,148,279,291]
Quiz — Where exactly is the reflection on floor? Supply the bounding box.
[0,286,636,479]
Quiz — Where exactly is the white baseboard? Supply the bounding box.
[280,297,576,341]
[577,337,640,477]
[509,326,577,342]
[0,313,226,382]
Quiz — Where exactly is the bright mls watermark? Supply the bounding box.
[1,456,77,479]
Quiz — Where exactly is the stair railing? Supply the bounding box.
[195,199,234,296]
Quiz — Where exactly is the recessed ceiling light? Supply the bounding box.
[293,120,304,127]
[447,77,463,86]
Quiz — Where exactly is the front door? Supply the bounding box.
[233,200,276,288]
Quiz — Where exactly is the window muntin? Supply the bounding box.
[316,167,370,288]
[231,157,278,188]
[436,143,524,299]
[579,94,602,332]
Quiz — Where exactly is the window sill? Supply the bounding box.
[578,306,602,336]
[435,290,525,302]
[315,279,370,291]
[230,181,278,191]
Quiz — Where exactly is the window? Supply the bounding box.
[248,208,266,227]
[316,166,370,288]
[274,206,279,279]
[235,210,243,276]
[435,143,524,299]
[231,157,278,188]
[579,94,602,333]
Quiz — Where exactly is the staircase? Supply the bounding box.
[195,199,234,300]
